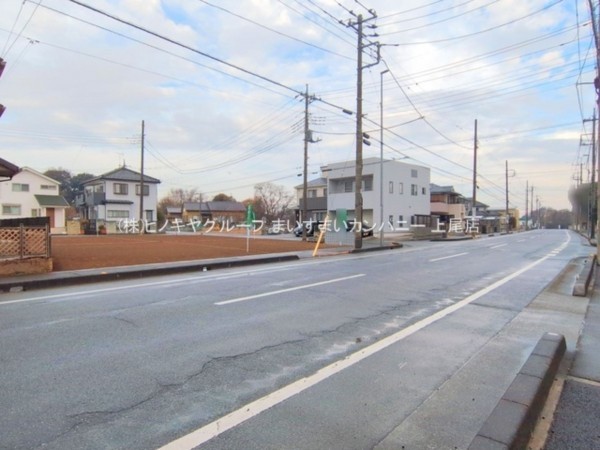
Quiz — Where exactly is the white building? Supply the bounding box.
[324,157,431,231]
[77,166,160,227]
[0,167,69,233]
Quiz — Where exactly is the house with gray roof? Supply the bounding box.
[76,166,160,231]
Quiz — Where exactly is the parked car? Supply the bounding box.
[293,221,323,237]
[344,219,374,237]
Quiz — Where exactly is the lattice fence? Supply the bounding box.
[0,225,50,259]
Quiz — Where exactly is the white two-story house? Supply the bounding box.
[76,166,160,229]
[0,166,70,233]
[324,157,431,232]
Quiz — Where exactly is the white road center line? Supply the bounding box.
[214,274,366,306]
[158,242,567,450]
[490,244,507,249]
[429,252,468,262]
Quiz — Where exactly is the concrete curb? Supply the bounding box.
[349,243,403,254]
[573,254,596,297]
[468,332,566,450]
[0,254,300,293]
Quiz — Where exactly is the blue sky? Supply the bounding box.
[0,0,596,212]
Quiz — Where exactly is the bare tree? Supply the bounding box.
[253,182,294,224]
[157,188,203,222]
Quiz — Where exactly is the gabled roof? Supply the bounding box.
[19,167,62,185]
[34,194,70,208]
[183,201,246,213]
[84,166,160,184]
[0,157,19,180]
[295,177,328,189]
[430,184,457,194]
[207,201,246,212]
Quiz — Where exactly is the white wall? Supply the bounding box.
[0,168,67,233]
[326,158,431,230]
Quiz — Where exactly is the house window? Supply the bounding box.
[388,215,394,225]
[398,215,405,227]
[411,184,418,196]
[323,188,327,197]
[344,181,353,193]
[31,209,41,217]
[12,183,29,192]
[114,183,128,195]
[107,210,130,219]
[40,184,57,190]
[399,182,404,194]
[308,189,317,198]
[389,181,394,194]
[422,187,427,195]
[364,178,373,191]
[136,184,150,196]
[2,204,21,215]
[411,169,418,178]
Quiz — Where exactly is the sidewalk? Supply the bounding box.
[544,268,600,449]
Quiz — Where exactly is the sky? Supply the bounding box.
[0,0,596,212]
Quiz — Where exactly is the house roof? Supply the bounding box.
[294,177,328,189]
[34,194,70,208]
[0,157,19,180]
[182,201,246,213]
[465,198,489,208]
[430,183,459,194]
[85,166,161,185]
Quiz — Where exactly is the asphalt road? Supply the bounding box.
[0,229,592,449]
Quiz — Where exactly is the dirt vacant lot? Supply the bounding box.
[50,233,326,271]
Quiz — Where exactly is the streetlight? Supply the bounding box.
[380,69,389,247]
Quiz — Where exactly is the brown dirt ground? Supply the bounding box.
[50,233,327,271]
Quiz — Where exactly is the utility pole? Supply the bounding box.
[587,0,600,258]
[139,119,145,229]
[302,85,309,241]
[472,119,478,221]
[301,85,318,241]
[525,180,529,231]
[505,160,510,233]
[380,68,389,247]
[592,110,597,239]
[531,186,534,228]
[348,10,379,250]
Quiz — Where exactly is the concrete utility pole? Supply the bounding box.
[302,85,309,242]
[531,186,534,228]
[380,69,389,247]
[355,14,365,250]
[592,110,597,239]
[472,119,478,220]
[139,119,145,229]
[588,0,600,257]
[526,180,529,231]
[301,85,318,241]
[505,160,510,233]
[348,10,379,250]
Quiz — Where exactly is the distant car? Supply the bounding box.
[293,221,323,237]
[344,219,374,237]
[267,226,283,235]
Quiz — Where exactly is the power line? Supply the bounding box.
[66,0,305,97]
[197,0,352,60]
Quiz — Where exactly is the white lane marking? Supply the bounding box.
[429,252,468,262]
[0,251,402,307]
[490,244,507,249]
[158,243,567,450]
[214,274,366,306]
